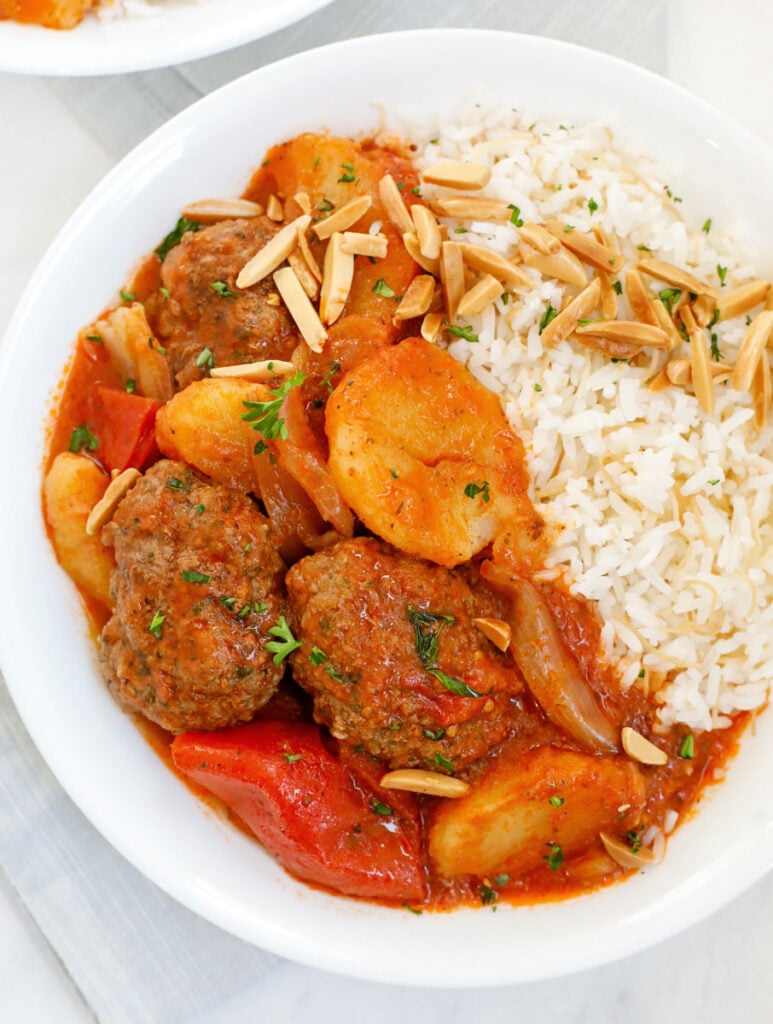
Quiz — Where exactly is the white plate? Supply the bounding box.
[2,29,773,986]
[0,0,332,76]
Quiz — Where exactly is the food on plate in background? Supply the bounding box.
[41,112,773,908]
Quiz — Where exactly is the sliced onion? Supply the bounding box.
[481,563,618,753]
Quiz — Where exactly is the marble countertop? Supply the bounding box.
[2,2,773,1021]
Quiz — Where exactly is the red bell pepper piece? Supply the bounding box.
[89,383,160,473]
[171,721,424,901]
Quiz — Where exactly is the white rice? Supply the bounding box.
[400,99,773,733]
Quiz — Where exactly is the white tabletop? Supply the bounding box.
[2,2,773,1021]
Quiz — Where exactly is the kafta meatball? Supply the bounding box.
[155,217,299,389]
[99,460,286,733]
[285,537,525,771]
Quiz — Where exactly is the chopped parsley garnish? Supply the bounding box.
[86,333,103,344]
[746,315,753,326]
[242,371,306,441]
[717,264,728,286]
[479,885,497,905]
[708,478,720,486]
[148,337,167,354]
[463,480,491,503]
[453,226,468,234]
[407,605,483,699]
[68,425,98,453]
[412,186,422,197]
[389,468,399,479]
[316,198,334,215]
[370,800,393,816]
[396,181,405,191]
[159,286,170,299]
[337,162,356,183]
[549,795,564,808]
[265,616,302,665]
[283,753,303,764]
[220,597,237,608]
[612,280,623,295]
[320,359,341,394]
[538,304,558,335]
[372,278,396,298]
[181,570,210,584]
[588,197,599,215]
[627,826,645,854]
[445,322,479,343]
[148,608,165,639]
[659,288,682,315]
[125,379,137,394]
[120,289,136,303]
[501,293,509,305]
[254,602,268,613]
[564,225,575,233]
[165,476,190,492]
[507,203,524,227]
[237,604,251,619]
[423,727,446,741]
[678,733,695,759]
[637,244,651,252]
[543,842,564,871]
[431,752,455,773]
[708,308,720,329]
[428,668,482,698]
[196,346,215,369]
[493,874,510,886]
[194,503,205,515]
[309,646,328,665]
[710,332,721,361]
[702,218,712,234]
[211,280,235,298]
[254,440,269,456]
[534,383,543,392]
[154,217,200,262]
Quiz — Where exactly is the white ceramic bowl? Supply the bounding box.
[0,0,332,76]
[2,30,773,986]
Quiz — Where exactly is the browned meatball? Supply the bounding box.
[155,217,299,389]
[99,460,287,733]
[285,537,525,771]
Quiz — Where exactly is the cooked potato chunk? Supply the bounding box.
[155,377,269,494]
[44,453,114,608]
[429,745,645,878]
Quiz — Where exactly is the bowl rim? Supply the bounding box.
[2,27,773,987]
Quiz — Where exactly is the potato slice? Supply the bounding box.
[44,453,114,609]
[156,377,270,494]
[429,745,645,878]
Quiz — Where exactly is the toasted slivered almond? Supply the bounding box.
[637,258,718,301]
[286,250,319,300]
[599,832,658,870]
[666,358,732,387]
[403,232,440,276]
[429,196,512,222]
[211,358,296,382]
[86,468,141,536]
[297,229,322,284]
[440,241,465,321]
[647,367,672,392]
[767,288,773,311]
[457,274,503,318]
[319,232,354,326]
[411,204,442,260]
[273,266,327,353]
[521,244,587,288]
[379,769,469,798]
[621,726,668,766]
[598,274,618,320]
[519,221,560,255]
[421,311,444,343]
[236,214,311,289]
[459,243,533,288]
[575,320,670,348]
[393,275,436,321]
[471,617,511,652]
[752,350,771,431]
[717,279,771,322]
[733,310,773,390]
[293,191,311,216]
[680,304,714,413]
[593,225,620,253]
[544,221,624,273]
[378,174,414,235]
[542,278,601,349]
[572,333,641,360]
[180,198,263,223]
[340,231,388,259]
[313,195,373,241]
[266,194,284,222]
[422,160,492,191]
[625,269,659,327]
[692,292,717,328]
